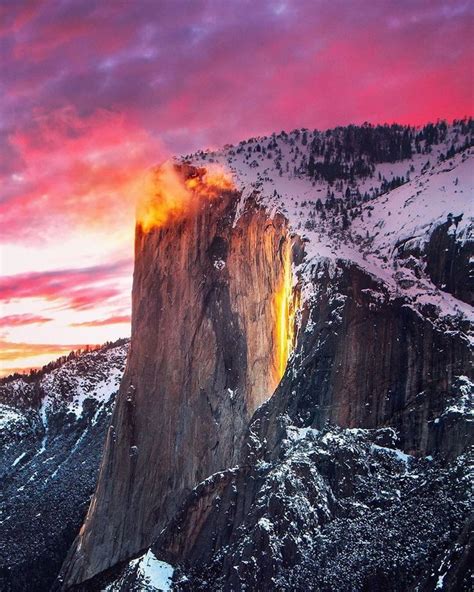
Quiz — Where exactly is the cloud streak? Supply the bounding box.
[0,314,53,327]
[0,260,132,310]
[0,340,92,363]
[71,315,131,328]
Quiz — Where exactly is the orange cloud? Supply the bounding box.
[0,340,99,377]
[0,340,89,363]
[71,314,131,327]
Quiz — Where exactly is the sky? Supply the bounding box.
[0,0,473,375]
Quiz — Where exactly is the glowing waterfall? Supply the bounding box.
[274,244,298,383]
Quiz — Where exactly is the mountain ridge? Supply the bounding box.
[1,120,472,591]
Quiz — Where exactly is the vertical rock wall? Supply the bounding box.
[60,169,298,587]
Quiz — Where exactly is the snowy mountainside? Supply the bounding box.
[70,122,474,592]
[158,426,472,592]
[85,121,474,592]
[0,340,128,592]
[6,119,465,592]
[181,120,473,324]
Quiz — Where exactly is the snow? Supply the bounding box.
[105,550,174,592]
[136,550,174,591]
[11,451,27,467]
[286,426,319,441]
[258,517,273,531]
[214,259,226,270]
[353,153,472,257]
[442,376,474,417]
[0,404,25,430]
[371,444,412,465]
[1,342,128,487]
[181,124,473,328]
[39,348,124,420]
[436,573,446,589]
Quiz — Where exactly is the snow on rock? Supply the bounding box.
[163,425,472,591]
[181,121,473,327]
[132,551,174,591]
[0,403,29,431]
[439,376,474,419]
[38,343,126,421]
[0,340,129,592]
[102,550,174,591]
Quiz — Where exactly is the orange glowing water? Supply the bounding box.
[274,245,298,383]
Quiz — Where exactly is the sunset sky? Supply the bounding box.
[1,0,473,375]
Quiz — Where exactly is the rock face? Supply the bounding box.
[55,124,473,591]
[60,166,300,587]
[259,261,472,458]
[424,216,473,305]
[134,260,471,591]
[0,341,127,592]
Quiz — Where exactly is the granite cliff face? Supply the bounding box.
[263,261,472,458]
[60,166,301,587]
[424,217,473,305]
[54,122,472,591]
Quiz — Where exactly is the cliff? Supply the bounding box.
[56,122,473,591]
[132,259,471,591]
[59,165,301,587]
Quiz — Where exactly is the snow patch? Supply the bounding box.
[134,550,174,591]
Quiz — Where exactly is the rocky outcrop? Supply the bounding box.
[141,260,473,590]
[101,428,472,592]
[59,166,300,588]
[257,261,472,459]
[424,217,473,305]
[394,215,473,306]
[4,123,472,592]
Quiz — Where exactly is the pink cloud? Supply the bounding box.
[71,314,131,327]
[0,314,53,327]
[1,106,164,242]
[0,0,472,369]
[0,260,132,311]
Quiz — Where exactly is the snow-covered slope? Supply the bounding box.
[0,340,128,592]
[152,426,472,592]
[181,120,473,325]
[6,121,471,592]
